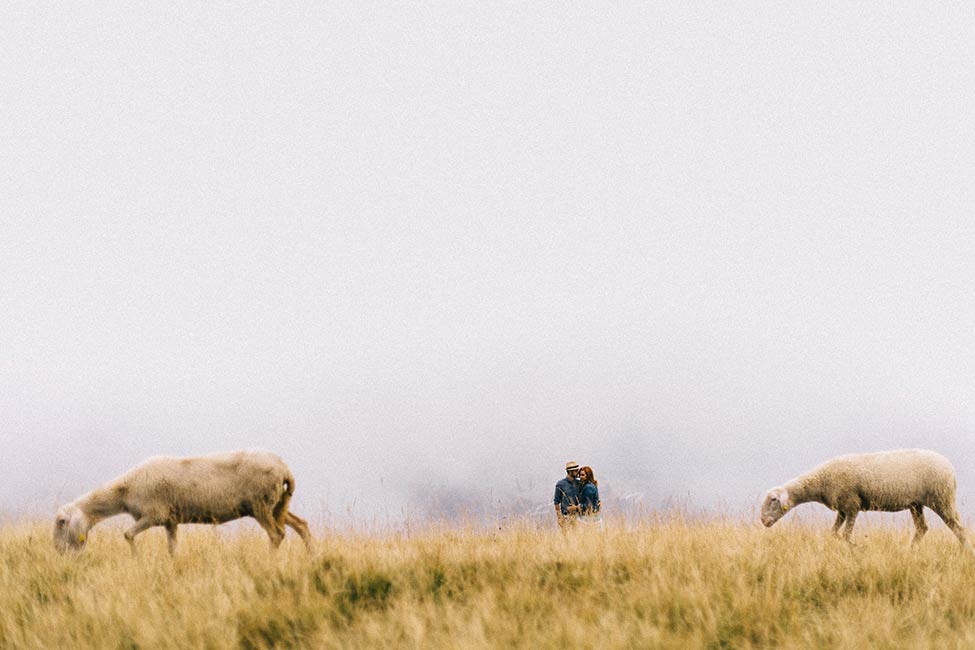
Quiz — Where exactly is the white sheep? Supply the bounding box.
[53,450,312,554]
[761,448,973,550]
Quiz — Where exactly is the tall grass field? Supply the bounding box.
[2,516,975,649]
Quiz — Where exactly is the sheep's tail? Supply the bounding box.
[274,471,296,527]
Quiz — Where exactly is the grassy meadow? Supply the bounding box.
[2,515,975,649]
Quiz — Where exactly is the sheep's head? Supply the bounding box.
[761,487,791,527]
[53,505,89,553]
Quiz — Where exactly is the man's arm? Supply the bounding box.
[554,482,566,524]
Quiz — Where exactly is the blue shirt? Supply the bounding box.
[579,483,600,514]
[554,477,580,515]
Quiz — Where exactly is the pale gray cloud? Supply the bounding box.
[3,3,975,526]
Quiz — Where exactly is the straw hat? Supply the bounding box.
[565,461,580,472]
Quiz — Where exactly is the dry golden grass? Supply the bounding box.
[2,515,975,649]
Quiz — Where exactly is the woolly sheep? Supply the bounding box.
[761,449,973,550]
[53,450,312,554]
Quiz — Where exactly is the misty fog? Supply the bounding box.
[3,4,975,530]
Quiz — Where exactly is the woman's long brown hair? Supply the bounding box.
[579,466,597,487]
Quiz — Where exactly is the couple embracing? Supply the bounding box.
[553,461,601,529]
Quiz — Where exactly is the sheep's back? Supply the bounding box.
[819,449,956,511]
[121,451,291,522]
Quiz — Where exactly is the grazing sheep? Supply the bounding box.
[53,450,312,554]
[761,449,973,551]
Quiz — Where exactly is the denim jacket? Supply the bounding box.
[579,483,600,514]
[553,477,580,515]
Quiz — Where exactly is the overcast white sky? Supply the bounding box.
[3,3,975,525]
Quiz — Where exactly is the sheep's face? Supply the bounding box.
[761,488,790,527]
[53,506,89,553]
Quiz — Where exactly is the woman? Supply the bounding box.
[577,466,602,526]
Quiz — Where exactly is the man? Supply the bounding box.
[554,461,582,528]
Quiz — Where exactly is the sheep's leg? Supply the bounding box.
[254,510,285,549]
[944,517,971,550]
[947,522,975,554]
[932,506,974,553]
[831,512,847,537]
[165,522,178,556]
[285,511,313,550]
[124,517,155,554]
[265,523,286,549]
[909,505,928,546]
[841,510,858,542]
